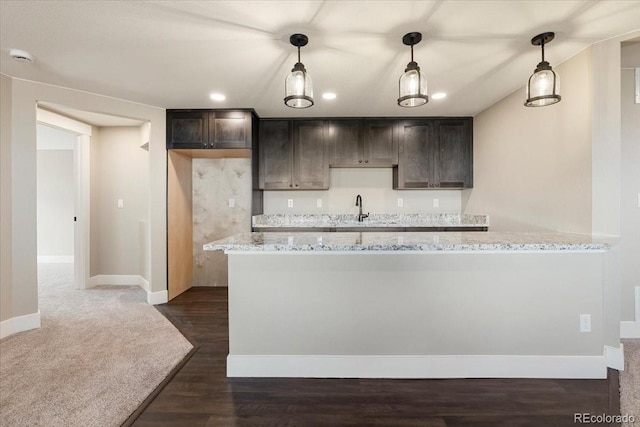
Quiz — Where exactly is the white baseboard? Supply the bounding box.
[37,256,73,263]
[621,321,640,338]
[605,344,625,370]
[89,274,148,287]
[89,275,163,305]
[147,289,168,305]
[139,277,150,292]
[0,311,41,340]
[227,354,608,379]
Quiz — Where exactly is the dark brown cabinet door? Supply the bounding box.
[167,109,255,149]
[167,110,207,149]
[363,120,398,166]
[208,111,252,149]
[394,120,436,189]
[293,121,329,189]
[329,120,397,167]
[394,118,473,189]
[259,120,293,190]
[328,120,362,166]
[435,118,473,188]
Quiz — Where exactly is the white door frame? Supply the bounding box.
[36,108,91,289]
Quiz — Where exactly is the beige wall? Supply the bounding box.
[620,44,640,321]
[264,168,462,215]
[1,73,13,322]
[4,77,166,323]
[90,126,149,276]
[36,149,74,257]
[462,48,593,233]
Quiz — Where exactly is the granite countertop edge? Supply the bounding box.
[204,231,615,252]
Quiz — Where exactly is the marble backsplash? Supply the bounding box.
[192,158,252,286]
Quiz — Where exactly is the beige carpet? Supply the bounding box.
[0,263,192,427]
[622,339,640,427]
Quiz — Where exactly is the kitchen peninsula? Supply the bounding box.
[204,230,621,380]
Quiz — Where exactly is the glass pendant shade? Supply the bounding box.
[524,32,561,107]
[397,32,428,108]
[525,63,560,107]
[398,62,428,107]
[285,63,313,108]
[284,34,314,109]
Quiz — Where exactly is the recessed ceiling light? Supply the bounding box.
[322,93,337,100]
[431,92,447,100]
[210,93,226,101]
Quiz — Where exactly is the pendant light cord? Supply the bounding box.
[298,46,301,64]
[410,44,414,62]
[541,40,545,62]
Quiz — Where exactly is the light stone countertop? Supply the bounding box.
[204,231,616,252]
[252,213,488,228]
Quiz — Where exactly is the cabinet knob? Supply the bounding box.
[289,184,293,187]
[295,184,299,187]
[429,183,434,187]
[364,160,369,164]
[359,160,363,163]
[436,183,440,187]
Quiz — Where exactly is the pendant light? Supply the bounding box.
[398,32,428,107]
[524,32,561,107]
[284,34,314,109]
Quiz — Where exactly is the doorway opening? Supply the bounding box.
[36,104,150,294]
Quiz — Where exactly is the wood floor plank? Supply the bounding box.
[132,287,619,426]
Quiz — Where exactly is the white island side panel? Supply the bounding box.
[225,251,614,378]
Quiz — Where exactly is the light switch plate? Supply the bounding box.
[117,199,124,209]
[397,198,403,207]
[317,199,323,208]
[433,198,439,208]
[228,198,235,208]
[287,199,293,208]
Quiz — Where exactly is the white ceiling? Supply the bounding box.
[38,103,146,127]
[1,1,639,118]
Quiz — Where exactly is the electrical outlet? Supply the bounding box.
[433,198,439,208]
[579,314,591,332]
[287,199,294,208]
[228,198,235,208]
[397,198,404,207]
[117,199,124,209]
[287,236,294,245]
[317,199,323,208]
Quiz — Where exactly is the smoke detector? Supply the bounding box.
[9,49,33,63]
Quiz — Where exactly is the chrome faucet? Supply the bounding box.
[355,194,369,222]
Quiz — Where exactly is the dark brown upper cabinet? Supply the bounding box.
[167,109,255,149]
[393,118,473,189]
[259,120,329,190]
[329,120,398,167]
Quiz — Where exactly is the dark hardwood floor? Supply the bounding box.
[130,287,620,427]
